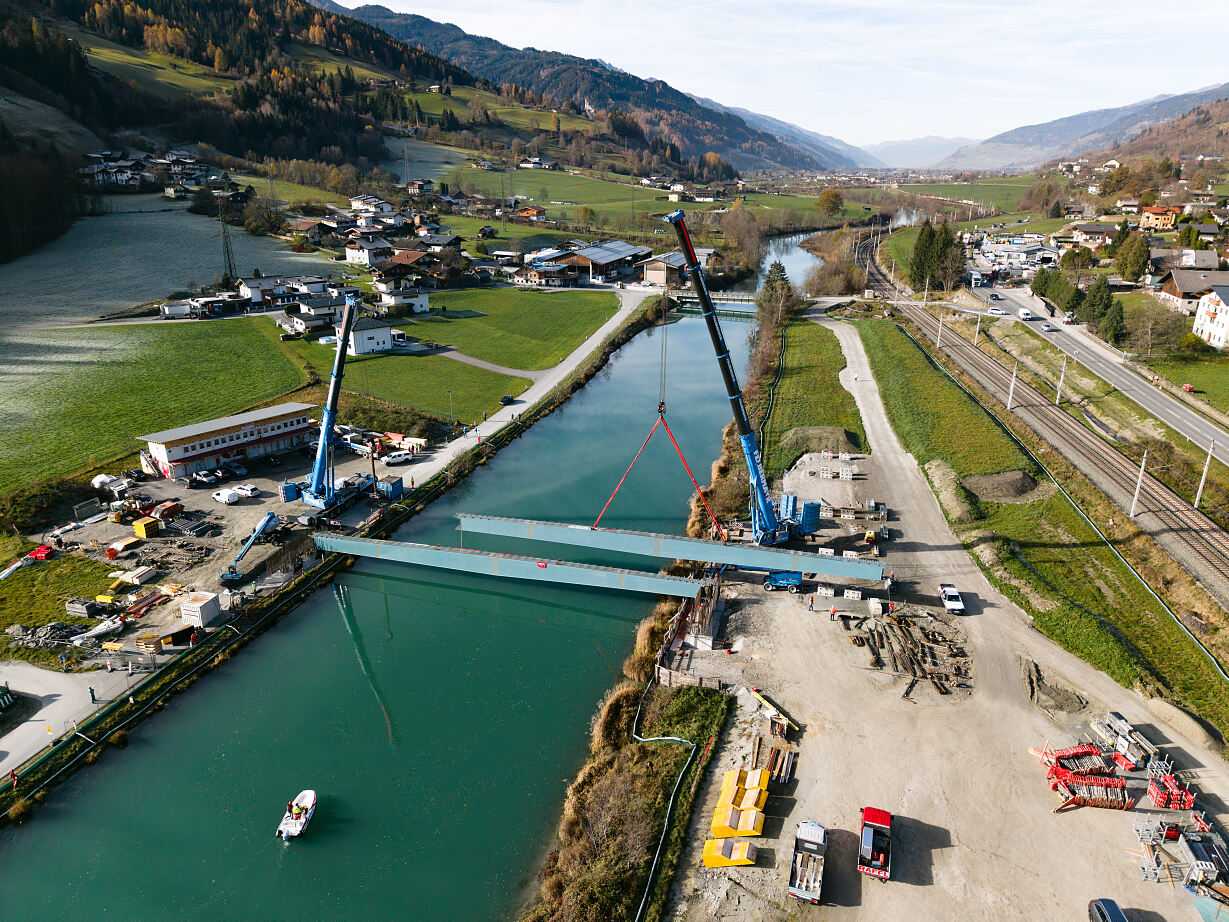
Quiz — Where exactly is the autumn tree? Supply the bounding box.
[816,188,844,217]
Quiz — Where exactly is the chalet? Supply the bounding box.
[1115,199,1140,214]
[1157,269,1229,314]
[350,194,394,213]
[420,234,462,252]
[1071,223,1118,248]
[1101,159,1121,172]
[403,179,435,196]
[517,157,558,170]
[286,218,324,244]
[561,240,653,283]
[489,250,523,265]
[278,312,330,335]
[1140,206,1181,231]
[374,281,430,315]
[1192,286,1229,350]
[1196,224,1222,243]
[515,205,547,222]
[345,237,394,267]
[513,262,579,287]
[1149,248,1219,273]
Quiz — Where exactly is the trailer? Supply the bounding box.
[857,806,893,881]
[787,820,827,904]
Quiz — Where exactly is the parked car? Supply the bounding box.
[233,483,260,497]
[987,307,1007,316]
[223,462,248,478]
[1088,899,1129,922]
[192,471,220,487]
[210,468,232,482]
[382,451,414,465]
[122,468,148,482]
[211,489,240,505]
[764,571,804,593]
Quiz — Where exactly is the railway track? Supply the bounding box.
[854,235,1229,585]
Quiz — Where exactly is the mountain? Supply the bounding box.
[940,82,1229,170]
[686,96,880,168]
[1090,97,1229,164]
[308,2,838,170]
[862,136,978,168]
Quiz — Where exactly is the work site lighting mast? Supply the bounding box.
[667,210,783,544]
[305,293,360,507]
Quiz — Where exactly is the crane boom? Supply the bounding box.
[667,210,782,543]
[221,511,280,584]
[306,294,359,504]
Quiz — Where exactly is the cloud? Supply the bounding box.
[357,0,1229,145]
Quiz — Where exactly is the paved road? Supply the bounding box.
[979,286,1229,468]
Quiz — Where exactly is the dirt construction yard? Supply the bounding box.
[665,320,1229,922]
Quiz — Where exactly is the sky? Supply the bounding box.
[348,0,1229,148]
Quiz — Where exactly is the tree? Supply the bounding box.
[816,188,844,217]
[1047,198,1063,218]
[909,220,937,290]
[1060,246,1093,273]
[1098,299,1125,344]
[242,197,284,236]
[1107,220,1129,256]
[1115,233,1149,282]
[576,206,595,226]
[935,224,963,291]
[1080,276,1112,324]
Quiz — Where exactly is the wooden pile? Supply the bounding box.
[848,609,971,695]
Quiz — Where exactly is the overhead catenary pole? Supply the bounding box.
[1056,355,1068,406]
[1195,440,1215,510]
[1007,360,1018,411]
[936,312,944,348]
[974,312,982,346]
[1130,450,1148,518]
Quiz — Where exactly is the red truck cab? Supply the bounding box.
[857,806,893,881]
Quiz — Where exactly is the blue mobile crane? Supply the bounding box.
[667,210,808,545]
[298,294,372,509]
[220,511,281,585]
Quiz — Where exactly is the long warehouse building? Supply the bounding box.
[139,402,317,478]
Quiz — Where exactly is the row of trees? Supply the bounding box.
[1031,271,1125,344]
[908,220,964,292]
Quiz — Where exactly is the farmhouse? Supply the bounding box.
[345,237,394,266]
[342,317,395,355]
[1158,269,1229,314]
[1071,223,1118,248]
[1140,206,1181,231]
[513,261,580,287]
[1193,286,1229,350]
[139,403,316,479]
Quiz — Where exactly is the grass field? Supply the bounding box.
[440,214,572,248]
[857,318,1229,737]
[760,321,866,477]
[0,319,306,494]
[286,43,401,84]
[63,24,234,98]
[230,173,347,207]
[398,289,618,371]
[402,85,593,135]
[287,341,528,422]
[856,320,1031,475]
[1147,355,1229,413]
[899,177,1036,212]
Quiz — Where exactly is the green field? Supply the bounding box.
[857,318,1229,737]
[760,321,866,477]
[899,177,1036,212]
[0,320,306,493]
[286,43,402,84]
[856,320,1031,475]
[63,24,234,98]
[230,173,347,207]
[440,214,572,248]
[287,341,528,422]
[1147,355,1229,414]
[398,289,618,370]
[405,85,593,134]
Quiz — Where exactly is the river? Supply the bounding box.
[0,318,752,921]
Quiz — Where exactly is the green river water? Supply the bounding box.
[1,318,752,921]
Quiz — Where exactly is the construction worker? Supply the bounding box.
[829,606,838,622]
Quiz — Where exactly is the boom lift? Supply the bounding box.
[667,210,809,545]
[220,511,280,585]
[299,294,372,509]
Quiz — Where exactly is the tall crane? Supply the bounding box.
[301,294,360,509]
[667,210,788,545]
[221,512,280,585]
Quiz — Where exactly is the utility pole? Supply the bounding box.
[1195,440,1215,510]
[1056,354,1068,406]
[936,313,944,348]
[1130,450,1148,518]
[974,312,982,346]
[1007,360,1018,410]
[923,276,930,307]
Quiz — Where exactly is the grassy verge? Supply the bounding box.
[0,537,113,666]
[1147,355,1229,415]
[856,318,1229,740]
[397,289,619,370]
[230,173,347,206]
[0,318,306,494]
[760,321,866,478]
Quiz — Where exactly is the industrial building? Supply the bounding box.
[561,240,653,283]
[139,403,317,478]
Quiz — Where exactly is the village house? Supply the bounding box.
[637,251,690,287]
[513,261,579,287]
[1149,248,1220,274]
[340,317,395,355]
[515,205,547,222]
[1157,268,1229,314]
[1140,206,1181,231]
[1071,223,1119,248]
[345,237,394,267]
[349,194,394,213]
[1115,198,1140,214]
[517,157,558,170]
[403,179,434,196]
[373,279,430,315]
[560,240,653,283]
[1192,286,1229,350]
[1195,224,1222,244]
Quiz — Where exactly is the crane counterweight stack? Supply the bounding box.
[667,209,808,546]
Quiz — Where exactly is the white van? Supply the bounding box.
[382,450,413,465]
[1017,307,1034,321]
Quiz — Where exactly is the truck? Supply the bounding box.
[763,570,804,593]
[787,820,827,904]
[1017,307,1034,321]
[857,806,893,881]
[938,583,966,614]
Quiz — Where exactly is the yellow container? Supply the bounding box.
[133,517,160,539]
[703,838,757,867]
